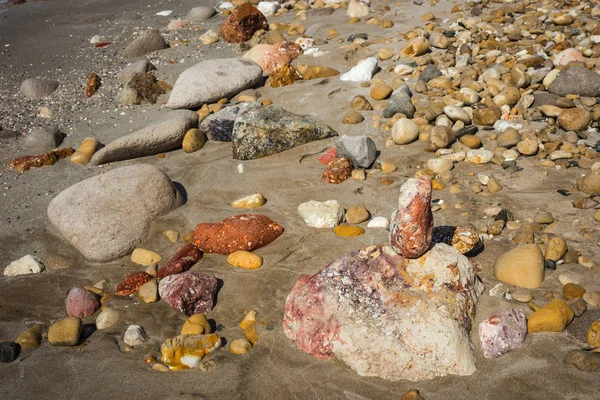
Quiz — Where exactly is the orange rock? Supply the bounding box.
[334,225,365,237]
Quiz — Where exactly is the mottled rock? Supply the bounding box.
[200,103,250,142]
[243,42,303,74]
[193,214,283,254]
[473,107,502,126]
[156,244,203,280]
[221,4,268,43]
[479,309,527,358]
[6,147,74,173]
[66,287,101,319]
[158,271,218,315]
[122,29,168,59]
[124,325,147,346]
[20,78,59,99]
[565,350,600,371]
[383,88,415,119]
[115,272,154,296]
[119,59,155,83]
[548,66,600,97]
[161,334,221,370]
[232,106,337,160]
[322,157,353,184]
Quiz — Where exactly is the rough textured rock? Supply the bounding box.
[47,164,183,262]
[158,271,218,315]
[156,244,203,279]
[478,309,527,358]
[89,110,198,165]
[4,255,45,276]
[335,135,376,168]
[565,350,600,371]
[322,157,353,184]
[267,65,302,88]
[283,244,483,381]
[232,106,338,160]
[548,66,600,97]
[383,89,415,119]
[6,147,74,173]
[20,78,59,99]
[122,29,168,60]
[298,200,344,228]
[193,214,283,254]
[242,42,303,74]
[432,225,481,255]
[390,176,433,259]
[418,64,442,82]
[200,104,251,142]
[124,325,147,346]
[120,72,166,105]
[221,4,268,43]
[66,287,101,319]
[167,59,262,109]
[115,272,154,296]
[161,334,221,370]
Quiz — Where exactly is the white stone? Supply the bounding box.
[478,173,490,185]
[444,106,471,123]
[295,37,314,51]
[298,200,344,228]
[257,1,279,16]
[493,120,524,132]
[367,216,389,228]
[340,57,378,82]
[427,158,454,174]
[440,151,466,162]
[156,10,173,16]
[347,0,370,18]
[391,118,419,145]
[218,2,234,10]
[237,163,244,173]
[90,35,107,44]
[124,325,147,346]
[394,64,414,76]
[558,273,580,286]
[96,308,124,330]
[489,283,510,298]
[4,255,45,276]
[466,149,494,164]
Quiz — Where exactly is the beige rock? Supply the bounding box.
[182,314,211,335]
[96,308,124,330]
[48,317,82,346]
[131,248,162,266]
[137,279,158,303]
[545,237,567,262]
[487,177,502,193]
[516,139,539,156]
[342,110,364,124]
[392,118,419,145]
[429,126,455,150]
[370,85,393,100]
[182,128,207,153]
[231,193,266,209]
[558,108,592,132]
[494,244,545,289]
[163,229,179,243]
[346,204,370,224]
[227,251,263,269]
[15,325,43,348]
[70,137,102,165]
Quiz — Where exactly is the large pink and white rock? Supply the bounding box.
[158,271,218,315]
[389,176,433,258]
[478,309,527,359]
[242,42,303,74]
[283,243,483,381]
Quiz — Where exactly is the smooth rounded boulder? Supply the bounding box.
[493,244,545,289]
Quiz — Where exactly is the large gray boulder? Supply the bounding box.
[47,164,183,262]
[122,29,168,60]
[89,110,198,165]
[166,58,263,109]
[20,78,59,99]
[232,106,338,160]
[548,66,600,97]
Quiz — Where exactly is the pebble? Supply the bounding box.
[342,110,364,124]
[563,283,586,300]
[15,325,42,348]
[131,248,162,266]
[466,149,494,164]
[162,229,179,243]
[545,237,567,262]
[494,244,545,289]
[182,314,211,335]
[0,342,21,363]
[182,128,207,153]
[367,217,389,228]
[516,140,538,156]
[229,338,253,354]
[583,292,600,308]
[66,287,101,319]
[231,193,266,209]
[370,85,393,101]
[334,225,365,237]
[392,118,419,145]
[381,162,397,173]
[298,200,344,228]
[124,325,147,346]
[137,279,159,303]
[48,317,82,346]
[346,204,370,224]
[340,57,377,82]
[512,290,533,303]
[4,255,45,276]
[96,308,124,330]
[227,251,263,269]
[528,298,574,332]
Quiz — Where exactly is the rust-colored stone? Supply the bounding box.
[193,214,283,254]
[389,176,434,259]
[157,244,203,279]
[221,4,268,43]
[85,72,101,97]
[263,42,303,75]
[6,147,75,173]
[116,272,154,296]
[322,157,353,184]
[267,65,301,88]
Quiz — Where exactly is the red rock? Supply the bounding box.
[6,147,75,173]
[115,272,154,296]
[263,42,303,74]
[322,157,353,184]
[390,176,433,258]
[158,271,218,315]
[318,148,337,165]
[156,244,203,279]
[221,4,268,43]
[66,286,101,319]
[85,72,101,98]
[193,214,283,254]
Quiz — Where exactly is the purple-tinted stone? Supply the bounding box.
[66,286,101,319]
[158,271,218,315]
[478,308,527,359]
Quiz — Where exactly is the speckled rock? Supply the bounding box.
[479,309,527,358]
[200,103,250,142]
[548,66,600,97]
[156,244,203,279]
[158,271,218,315]
[66,286,101,319]
[20,78,59,99]
[221,4,268,43]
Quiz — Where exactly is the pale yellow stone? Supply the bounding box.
[231,193,266,209]
[131,248,162,266]
[162,229,179,243]
[70,137,102,165]
[227,251,263,269]
[181,314,211,335]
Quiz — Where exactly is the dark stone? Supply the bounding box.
[200,104,250,142]
[66,287,101,319]
[232,106,338,160]
[544,259,557,270]
[532,91,561,107]
[418,64,442,82]
[0,342,21,363]
[456,125,478,138]
[494,209,513,222]
[347,33,368,42]
[221,4,268,43]
[557,189,571,196]
[548,66,600,97]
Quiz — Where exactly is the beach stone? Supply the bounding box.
[588,319,600,348]
[158,271,218,315]
[257,1,279,16]
[512,289,533,303]
[546,237,567,262]
[232,106,337,160]
[392,118,419,145]
[122,29,168,59]
[568,298,587,317]
[23,126,64,153]
[335,135,376,168]
[347,0,370,17]
[227,251,263,269]
[427,158,453,174]
[243,42,302,74]
[116,272,154,296]
[200,29,219,45]
[124,325,147,346]
[563,283,586,300]
[221,3,267,43]
[516,139,539,156]
[535,212,554,224]
[340,57,377,82]
[20,78,59,99]
[0,342,20,363]
[182,314,211,335]
[47,164,183,262]
[66,286,101,319]
[367,217,389,228]
[584,292,600,307]
[200,104,249,142]
[156,244,202,279]
[466,149,493,164]
[429,126,455,150]
[193,214,283,254]
[298,200,343,228]
[186,6,216,22]
[564,350,600,371]
[167,59,262,109]
[48,317,82,346]
[232,193,266,209]
[473,107,502,126]
[479,309,527,358]
[137,279,158,303]
[370,85,393,101]
[4,254,44,276]
[342,111,364,124]
[350,95,372,111]
[283,243,483,381]
[301,66,340,80]
[119,59,155,83]
[444,106,470,123]
[161,334,221,370]
[89,110,198,164]
[494,244,545,289]
[346,204,370,224]
[487,178,502,193]
[15,325,42,349]
[96,308,124,330]
[334,225,365,237]
[390,176,433,259]
[558,109,592,131]
[528,298,574,332]
[460,135,481,149]
[383,89,415,118]
[577,172,600,195]
[548,66,600,97]
[418,64,442,82]
[182,128,206,153]
[269,65,301,88]
[131,248,162,266]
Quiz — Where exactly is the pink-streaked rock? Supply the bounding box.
[156,244,203,279]
[66,286,101,319]
[478,309,527,359]
[318,148,337,165]
[242,42,303,74]
[283,244,483,381]
[158,271,218,315]
[389,176,433,258]
[553,48,585,66]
